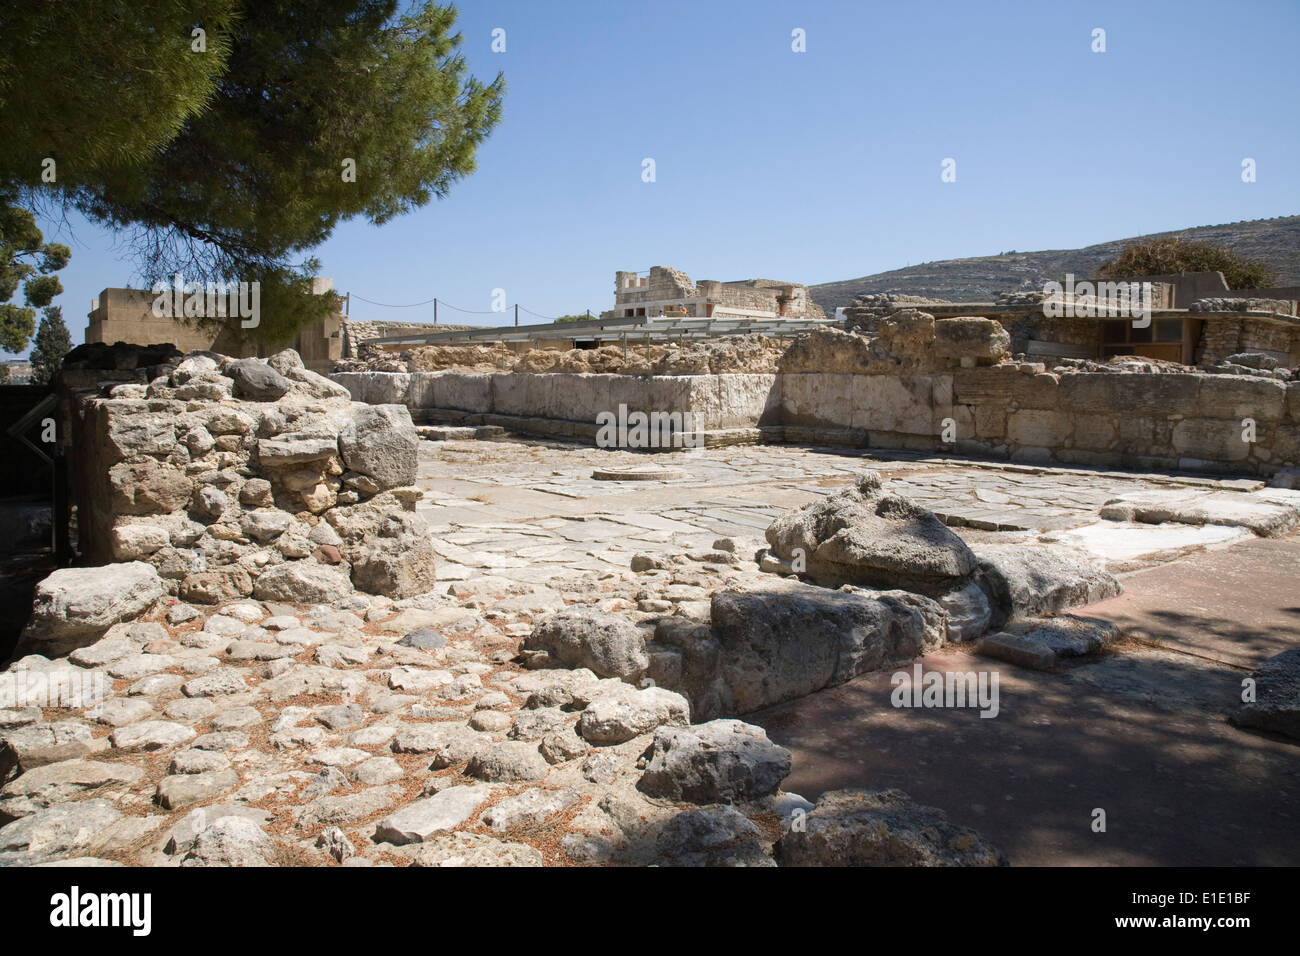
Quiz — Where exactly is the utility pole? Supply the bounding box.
[514,304,519,327]
[433,298,438,326]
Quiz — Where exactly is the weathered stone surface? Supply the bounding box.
[0,759,144,821]
[481,788,582,832]
[109,458,193,515]
[638,720,791,804]
[398,628,446,650]
[706,579,945,715]
[156,769,241,810]
[256,435,338,467]
[938,581,993,643]
[228,358,291,401]
[1233,648,1300,740]
[326,493,436,597]
[521,607,649,679]
[407,831,543,867]
[0,798,123,864]
[775,789,1008,866]
[181,815,273,866]
[973,543,1120,623]
[1100,489,1300,537]
[110,720,196,752]
[765,472,975,594]
[933,316,1010,364]
[465,741,549,782]
[85,697,155,727]
[182,669,248,697]
[577,686,690,745]
[180,566,254,604]
[253,561,354,604]
[21,563,164,655]
[374,786,491,845]
[654,805,770,866]
[339,404,418,490]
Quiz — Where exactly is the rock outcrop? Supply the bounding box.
[765,471,977,595]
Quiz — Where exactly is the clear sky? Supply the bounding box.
[27,0,1300,348]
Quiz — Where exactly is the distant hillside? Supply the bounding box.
[809,215,1300,314]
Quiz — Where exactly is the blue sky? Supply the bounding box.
[25,0,1300,349]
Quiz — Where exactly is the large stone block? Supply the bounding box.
[430,371,492,413]
[108,459,193,515]
[332,372,412,406]
[952,365,1018,405]
[709,578,946,714]
[21,562,165,655]
[339,404,417,489]
[1011,371,1061,409]
[1060,372,1200,415]
[973,544,1120,623]
[766,472,976,595]
[1196,375,1286,422]
[775,789,1008,867]
[97,403,178,463]
[685,374,778,430]
[1006,409,1071,448]
[783,372,853,428]
[1071,414,1117,452]
[637,720,791,803]
[851,375,941,435]
[933,317,1010,363]
[1171,418,1251,461]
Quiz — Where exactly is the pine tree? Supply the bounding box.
[6,2,504,347]
[30,305,71,385]
[0,198,70,356]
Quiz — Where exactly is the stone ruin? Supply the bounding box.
[27,348,437,658]
[4,314,1299,868]
[335,311,1300,481]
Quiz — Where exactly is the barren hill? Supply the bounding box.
[809,215,1300,314]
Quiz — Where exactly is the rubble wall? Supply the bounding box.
[70,350,438,605]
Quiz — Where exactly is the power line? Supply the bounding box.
[346,291,577,321]
[347,293,439,308]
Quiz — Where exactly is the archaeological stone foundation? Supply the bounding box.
[334,316,1300,479]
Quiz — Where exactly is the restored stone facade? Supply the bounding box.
[608,266,825,321]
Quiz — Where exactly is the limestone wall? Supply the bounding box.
[333,354,1300,477]
[332,371,780,438]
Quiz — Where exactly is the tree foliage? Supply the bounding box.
[0,198,70,353]
[5,1,503,346]
[0,1,239,186]
[30,305,73,385]
[1096,237,1277,290]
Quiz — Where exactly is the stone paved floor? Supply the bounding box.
[414,438,1281,584]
